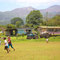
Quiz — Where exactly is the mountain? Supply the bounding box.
[0,7,36,24]
[40,5,60,12]
[0,5,60,25]
[40,5,60,18]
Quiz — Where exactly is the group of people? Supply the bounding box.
[0,36,49,53]
[0,36,15,53]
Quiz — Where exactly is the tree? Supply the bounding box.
[6,24,16,29]
[46,15,60,26]
[24,24,33,28]
[16,21,21,28]
[11,17,24,26]
[26,10,43,27]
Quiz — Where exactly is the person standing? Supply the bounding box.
[0,37,1,45]
[46,38,48,43]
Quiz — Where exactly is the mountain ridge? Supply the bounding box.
[0,5,60,25]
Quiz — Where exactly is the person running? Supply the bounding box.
[7,36,15,51]
[4,37,9,53]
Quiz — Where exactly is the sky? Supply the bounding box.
[0,0,60,12]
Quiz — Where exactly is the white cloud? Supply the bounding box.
[15,0,51,3]
[15,0,60,4]
[52,0,60,2]
[0,0,60,11]
[0,0,60,3]
[15,0,60,7]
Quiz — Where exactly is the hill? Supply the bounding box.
[40,5,60,18]
[0,5,60,25]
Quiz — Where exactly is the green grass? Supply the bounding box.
[0,36,60,60]
[10,36,60,42]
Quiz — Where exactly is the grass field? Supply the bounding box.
[0,36,60,60]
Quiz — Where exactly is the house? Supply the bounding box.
[5,27,18,36]
[37,26,60,35]
[17,28,32,35]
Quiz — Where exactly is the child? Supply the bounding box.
[0,37,1,45]
[46,38,48,43]
[4,37,9,53]
[7,36,15,51]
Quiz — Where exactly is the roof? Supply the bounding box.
[39,26,60,29]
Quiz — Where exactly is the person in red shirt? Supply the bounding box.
[8,36,15,51]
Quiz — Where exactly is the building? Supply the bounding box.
[17,28,32,35]
[37,26,60,35]
[5,27,18,36]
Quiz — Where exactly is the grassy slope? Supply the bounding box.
[0,36,60,60]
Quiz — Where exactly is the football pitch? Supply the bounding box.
[0,36,60,60]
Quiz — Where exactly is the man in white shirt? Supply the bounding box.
[0,37,1,45]
[46,39,48,43]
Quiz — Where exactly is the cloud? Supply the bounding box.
[16,0,60,4]
[0,0,60,11]
[15,0,60,7]
[0,0,60,3]
[15,0,52,3]
[52,0,60,2]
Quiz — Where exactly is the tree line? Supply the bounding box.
[1,10,60,29]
